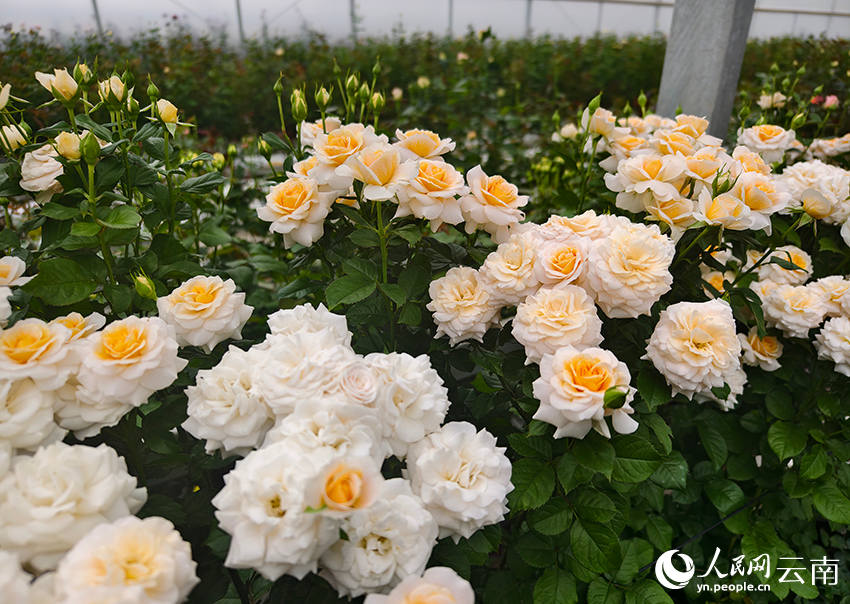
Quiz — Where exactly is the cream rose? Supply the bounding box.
[0,125,26,152]
[0,379,65,452]
[183,346,274,457]
[763,284,827,339]
[77,316,187,408]
[757,92,787,109]
[478,232,539,306]
[53,375,134,439]
[0,318,74,391]
[533,346,637,439]
[459,165,528,244]
[0,256,31,287]
[320,478,438,598]
[756,246,811,286]
[737,125,796,164]
[532,236,589,286]
[336,144,418,201]
[808,276,850,317]
[603,153,687,214]
[815,317,850,377]
[54,516,199,604]
[364,567,474,604]
[532,211,631,242]
[582,223,675,318]
[395,159,467,231]
[157,275,253,352]
[730,145,771,177]
[0,287,10,328]
[257,177,336,248]
[300,117,342,148]
[35,68,77,101]
[0,442,146,573]
[267,303,351,346]
[394,129,455,160]
[303,455,383,517]
[406,422,512,541]
[427,267,499,346]
[644,299,742,399]
[650,130,697,156]
[512,285,603,364]
[20,145,63,204]
[312,123,384,190]
[695,188,758,231]
[738,327,783,372]
[0,551,33,604]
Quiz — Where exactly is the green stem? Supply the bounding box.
[88,162,115,285]
[228,569,251,604]
[163,128,176,234]
[672,226,711,269]
[2,202,12,231]
[729,247,776,288]
[577,134,598,211]
[375,199,388,283]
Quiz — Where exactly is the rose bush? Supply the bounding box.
[0,56,849,604]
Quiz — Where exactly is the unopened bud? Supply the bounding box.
[603,387,628,410]
[227,143,238,157]
[122,70,135,91]
[370,91,385,113]
[789,112,806,131]
[290,89,308,123]
[797,66,806,77]
[780,76,791,90]
[333,58,342,78]
[126,96,141,118]
[133,271,158,300]
[74,62,95,86]
[55,131,82,161]
[738,104,751,121]
[358,83,370,105]
[622,100,632,118]
[637,90,647,111]
[146,79,159,100]
[156,98,179,124]
[813,84,824,95]
[391,87,403,101]
[0,124,27,152]
[212,152,226,171]
[80,130,101,165]
[587,92,602,114]
[769,63,780,75]
[273,73,284,96]
[345,74,359,98]
[372,57,381,77]
[315,86,332,110]
[258,139,273,159]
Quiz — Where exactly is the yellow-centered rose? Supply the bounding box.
[55,131,81,160]
[156,99,179,123]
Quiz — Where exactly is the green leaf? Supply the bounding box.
[612,435,663,483]
[325,274,376,309]
[533,567,577,604]
[624,580,673,604]
[650,452,688,490]
[199,225,232,246]
[557,454,593,494]
[705,479,745,514]
[765,390,794,421]
[103,284,133,314]
[76,114,114,143]
[430,539,471,580]
[812,480,850,524]
[398,264,431,297]
[22,258,98,305]
[800,445,828,480]
[40,202,81,220]
[391,224,422,245]
[102,205,141,230]
[697,422,728,469]
[349,229,381,247]
[70,222,102,237]
[508,458,556,511]
[613,538,653,584]
[0,229,20,249]
[641,413,672,454]
[573,433,615,478]
[508,433,553,460]
[378,282,407,306]
[515,532,557,568]
[637,367,670,411]
[398,303,421,326]
[262,131,292,152]
[571,519,622,573]
[767,421,808,460]
[572,489,617,523]
[181,172,227,194]
[645,515,673,552]
[529,498,573,536]
[782,472,812,498]
[588,579,624,604]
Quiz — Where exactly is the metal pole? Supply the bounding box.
[654,3,661,33]
[350,0,357,44]
[448,0,454,37]
[236,0,246,44]
[91,0,104,36]
[596,1,604,32]
[525,0,533,37]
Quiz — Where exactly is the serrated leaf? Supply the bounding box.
[624,580,673,604]
[768,421,808,460]
[391,224,422,245]
[102,205,141,229]
[349,229,381,247]
[705,479,745,514]
[612,435,663,483]
[378,282,407,305]
[181,172,226,194]
[800,445,828,480]
[812,480,850,524]
[529,498,573,536]
[40,202,81,220]
[613,538,653,584]
[697,422,728,469]
[588,578,624,604]
[508,433,553,460]
[557,454,593,494]
[398,303,421,326]
[573,433,615,478]
[515,532,557,568]
[533,567,577,604]
[637,368,670,411]
[572,489,617,523]
[22,258,98,305]
[70,221,102,237]
[103,284,133,314]
[508,458,556,511]
[641,413,672,454]
[571,519,622,573]
[325,274,376,309]
[645,515,673,552]
[650,452,688,490]
[199,225,232,246]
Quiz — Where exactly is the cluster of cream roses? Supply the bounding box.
[257,118,528,246]
[428,210,680,439]
[183,303,512,597]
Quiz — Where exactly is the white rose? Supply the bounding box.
[0,256,31,286]
[257,177,336,248]
[49,311,106,343]
[335,144,418,202]
[532,236,589,287]
[20,145,63,204]
[750,278,780,303]
[77,317,187,408]
[530,211,629,242]
[157,275,253,352]
[733,172,792,221]
[363,567,474,604]
[644,299,742,399]
[738,328,783,372]
[302,455,384,518]
[512,286,603,364]
[334,360,380,407]
[0,125,26,152]
[300,117,342,148]
[737,125,796,164]
[53,375,133,440]
[755,246,810,286]
[0,318,74,391]
[757,92,787,109]
[394,129,455,160]
[478,232,540,306]
[427,267,499,346]
[212,441,338,581]
[0,442,146,573]
[730,145,772,177]
[582,223,675,318]
[778,159,850,225]
[320,478,438,598]
[808,276,850,317]
[0,551,34,604]
[0,379,65,452]
[263,396,384,465]
[533,346,637,439]
[182,346,274,457]
[312,123,385,190]
[694,366,747,411]
[395,159,467,231]
[815,317,850,377]
[366,352,450,459]
[459,165,528,244]
[54,516,199,604]
[253,329,356,416]
[649,129,697,157]
[694,188,760,231]
[267,302,351,347]
[603,153,687,214]
[763,284,827,339]
[406,422,512,541]
[0,286,11,328]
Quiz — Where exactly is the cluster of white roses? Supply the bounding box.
[429,210,679,439]
[595,110,793,239]
[776,159,850,235]
[257,118,528,246]
[183,302,512,597]
[0,255,30,327]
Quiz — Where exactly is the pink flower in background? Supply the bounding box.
[823,95,839,109]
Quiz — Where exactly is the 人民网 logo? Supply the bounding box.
[655,549,695,590]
